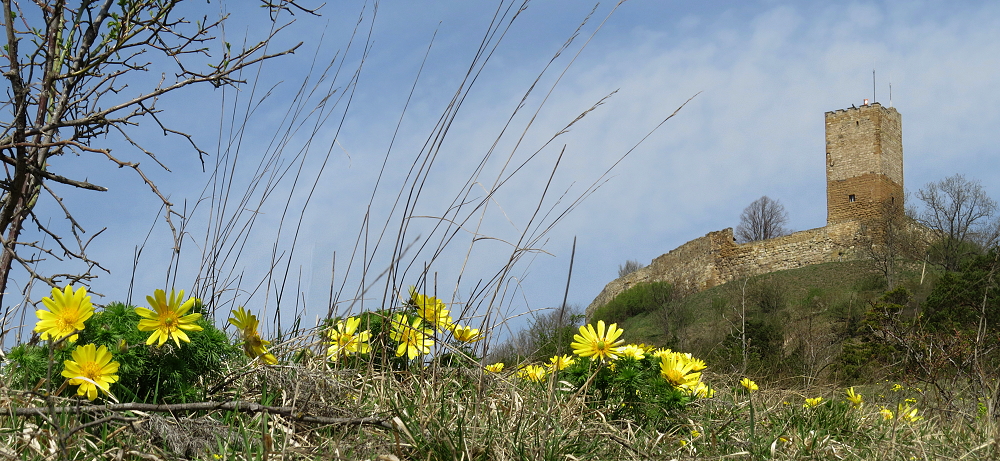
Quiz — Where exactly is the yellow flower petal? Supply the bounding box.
[61,344,119,401]
[136,289,202,348]
[34,285,94,343]
[570,321,625,361]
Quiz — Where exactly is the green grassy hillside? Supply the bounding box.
[596,260,941,381]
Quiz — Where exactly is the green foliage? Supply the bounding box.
[715,316,785,374]
[591,281,674,325]
[526,308,584,362]
[927,235,986,272]
[561,355,692,429]
[81,301,238,402]
[4,342,72,392]
[707,278,790,375]
[751,277,787,314]
[831,288,910,383]
[4,301,239,403]
[853,273,889,292]
[921,250,1000,333]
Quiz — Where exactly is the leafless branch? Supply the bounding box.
[11,400,394,429]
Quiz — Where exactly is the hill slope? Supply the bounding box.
[597,259,939,380]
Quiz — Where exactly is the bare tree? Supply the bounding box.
[0,1,306,308]
[917,174,1000,271]
[487,304,584,365]
[735,196,790,243]
[617,259,644,278]
[861,196,923,288]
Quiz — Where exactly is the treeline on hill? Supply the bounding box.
[496,248,1000,417]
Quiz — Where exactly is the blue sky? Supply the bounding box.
[9,0,1000,343]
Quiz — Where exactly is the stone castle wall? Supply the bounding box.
[586,223,861,319]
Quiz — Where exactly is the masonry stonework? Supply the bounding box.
[825,103,903,226]
[586,103,903,320]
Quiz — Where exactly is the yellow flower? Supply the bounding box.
[740,378,759,392]
[452,324,484,343]
[620,344,646,360]
[845,387,863,407]
[571,320,625,361]
[390,314,433,360]
[326,316,371,361]
[35,285,94,343]
[684,353,708,371]
[651,348,673,360]
[135,289,203,347]
[628,343,653,352]
[485,362,505,373]
[891,383,902,392]
[409,287,453,331]
[804,397,824,408]
[517,364,547,382]
[660,351,702,390]
[229,306,254,335]
[880,407,894,420]
[691,381,715,398]
[229,307,277,364]
[548,354,575,370]
[897,403,923,423]
[61,344,119,401]
[246,336,278,365]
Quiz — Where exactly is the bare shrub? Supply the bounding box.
[488,304,584,365]
[617,259,645,278]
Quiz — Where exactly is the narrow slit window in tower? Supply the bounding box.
[848,194,856,203]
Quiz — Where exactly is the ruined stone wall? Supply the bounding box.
[585,223,861,320]
[586,230,724,313]
[714,223,858,281]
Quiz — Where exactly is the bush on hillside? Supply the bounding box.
[591,281,674,325]
[921,250,1000,333]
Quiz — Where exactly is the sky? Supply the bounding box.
[6,0,1000,344]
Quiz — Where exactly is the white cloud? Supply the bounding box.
[11,1,1000,342]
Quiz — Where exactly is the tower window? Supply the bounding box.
[848,194,856,203]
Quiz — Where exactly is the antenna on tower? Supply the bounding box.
[873,58,876,103]
[889,78,892,108]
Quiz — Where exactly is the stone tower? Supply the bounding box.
[824,102,903,227]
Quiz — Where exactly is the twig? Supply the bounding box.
[12,400,395,429]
